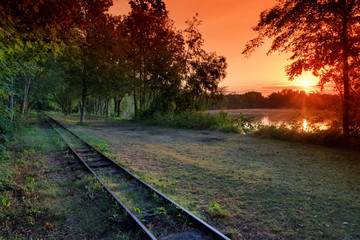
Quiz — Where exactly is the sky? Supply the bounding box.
[109,0,333,96]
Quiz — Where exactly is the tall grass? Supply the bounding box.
[137,111,254,134]
[253,123,360,147]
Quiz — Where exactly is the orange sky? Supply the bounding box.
[110,0,332,95]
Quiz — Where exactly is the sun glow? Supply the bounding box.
[302,119,308,132]
[302,80,311,88]
[292,71,319,92]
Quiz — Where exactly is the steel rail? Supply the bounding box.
[46,115,230,240]
[45,117,156,240]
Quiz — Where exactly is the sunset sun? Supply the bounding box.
[302,80,311,88]
[293,71,318,91]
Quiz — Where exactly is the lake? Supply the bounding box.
[209,108,339,130]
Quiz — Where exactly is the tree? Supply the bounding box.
[0,0,83,120]
[180,14,227,111]
[124,0,184,115]
[1,0,115,122]
[243,0,360,136]
[37,54,80,115]
[68,0,114,122]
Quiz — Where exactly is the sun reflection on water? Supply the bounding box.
[261,116,270,125]
[302,119,308,132]
[258,116,330,132]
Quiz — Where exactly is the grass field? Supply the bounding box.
[53,114,360,239]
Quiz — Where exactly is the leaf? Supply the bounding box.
[2,197,10,207]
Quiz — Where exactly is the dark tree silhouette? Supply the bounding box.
[243,0,360,137]
[125,0,185,115]
[180,14,227,111]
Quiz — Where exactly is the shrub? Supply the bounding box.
[0,111,14,151]
[137,110,254,133]
[253,123,355,147]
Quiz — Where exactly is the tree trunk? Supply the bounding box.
[80,81,86,123]
[152,89,156,110]
[106,98,110,118]
[65,96,71,116]
[100,99,104,115]
[133,88,138,117]
[117,99,122,117]
[66,105,71,116]
[341,2,350,137]
[95,99,98,115]
[97,100,100,115]
[114,96,117,116]
[140,92,144,113]
[21,78,31,115]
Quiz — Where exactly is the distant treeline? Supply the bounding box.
[211,89,341,110]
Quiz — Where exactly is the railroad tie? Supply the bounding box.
[88,158,103,162]
[88,162,112,168]
[95,169,119,175]
[76,173,86,179]
[70,164,82,170]
[137,207,165,219]
[117,186,139,193]
[81,153,96,157]
[76,149,92,153]
[159,230,211,240]
[68,159,79,165]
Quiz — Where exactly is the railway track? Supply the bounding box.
[45,116,230,240]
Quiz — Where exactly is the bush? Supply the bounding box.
[0,111,14,151]
[137,110,254,133]
[0,110,33,152]
[253,124,354,147]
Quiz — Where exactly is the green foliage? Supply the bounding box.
[138,111,254,133]
[253,123,353,147]
[0,114,12,150]
[9,127,62,154]
[1,197,10,207]
[208,202,230,217]
[0,111,27,152]
[154,206,167,216]
[25,177,35,192]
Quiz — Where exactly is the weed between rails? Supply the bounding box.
[99,170,195,238]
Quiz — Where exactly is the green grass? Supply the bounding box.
[0,116,143,239]
[56,114,360,240]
